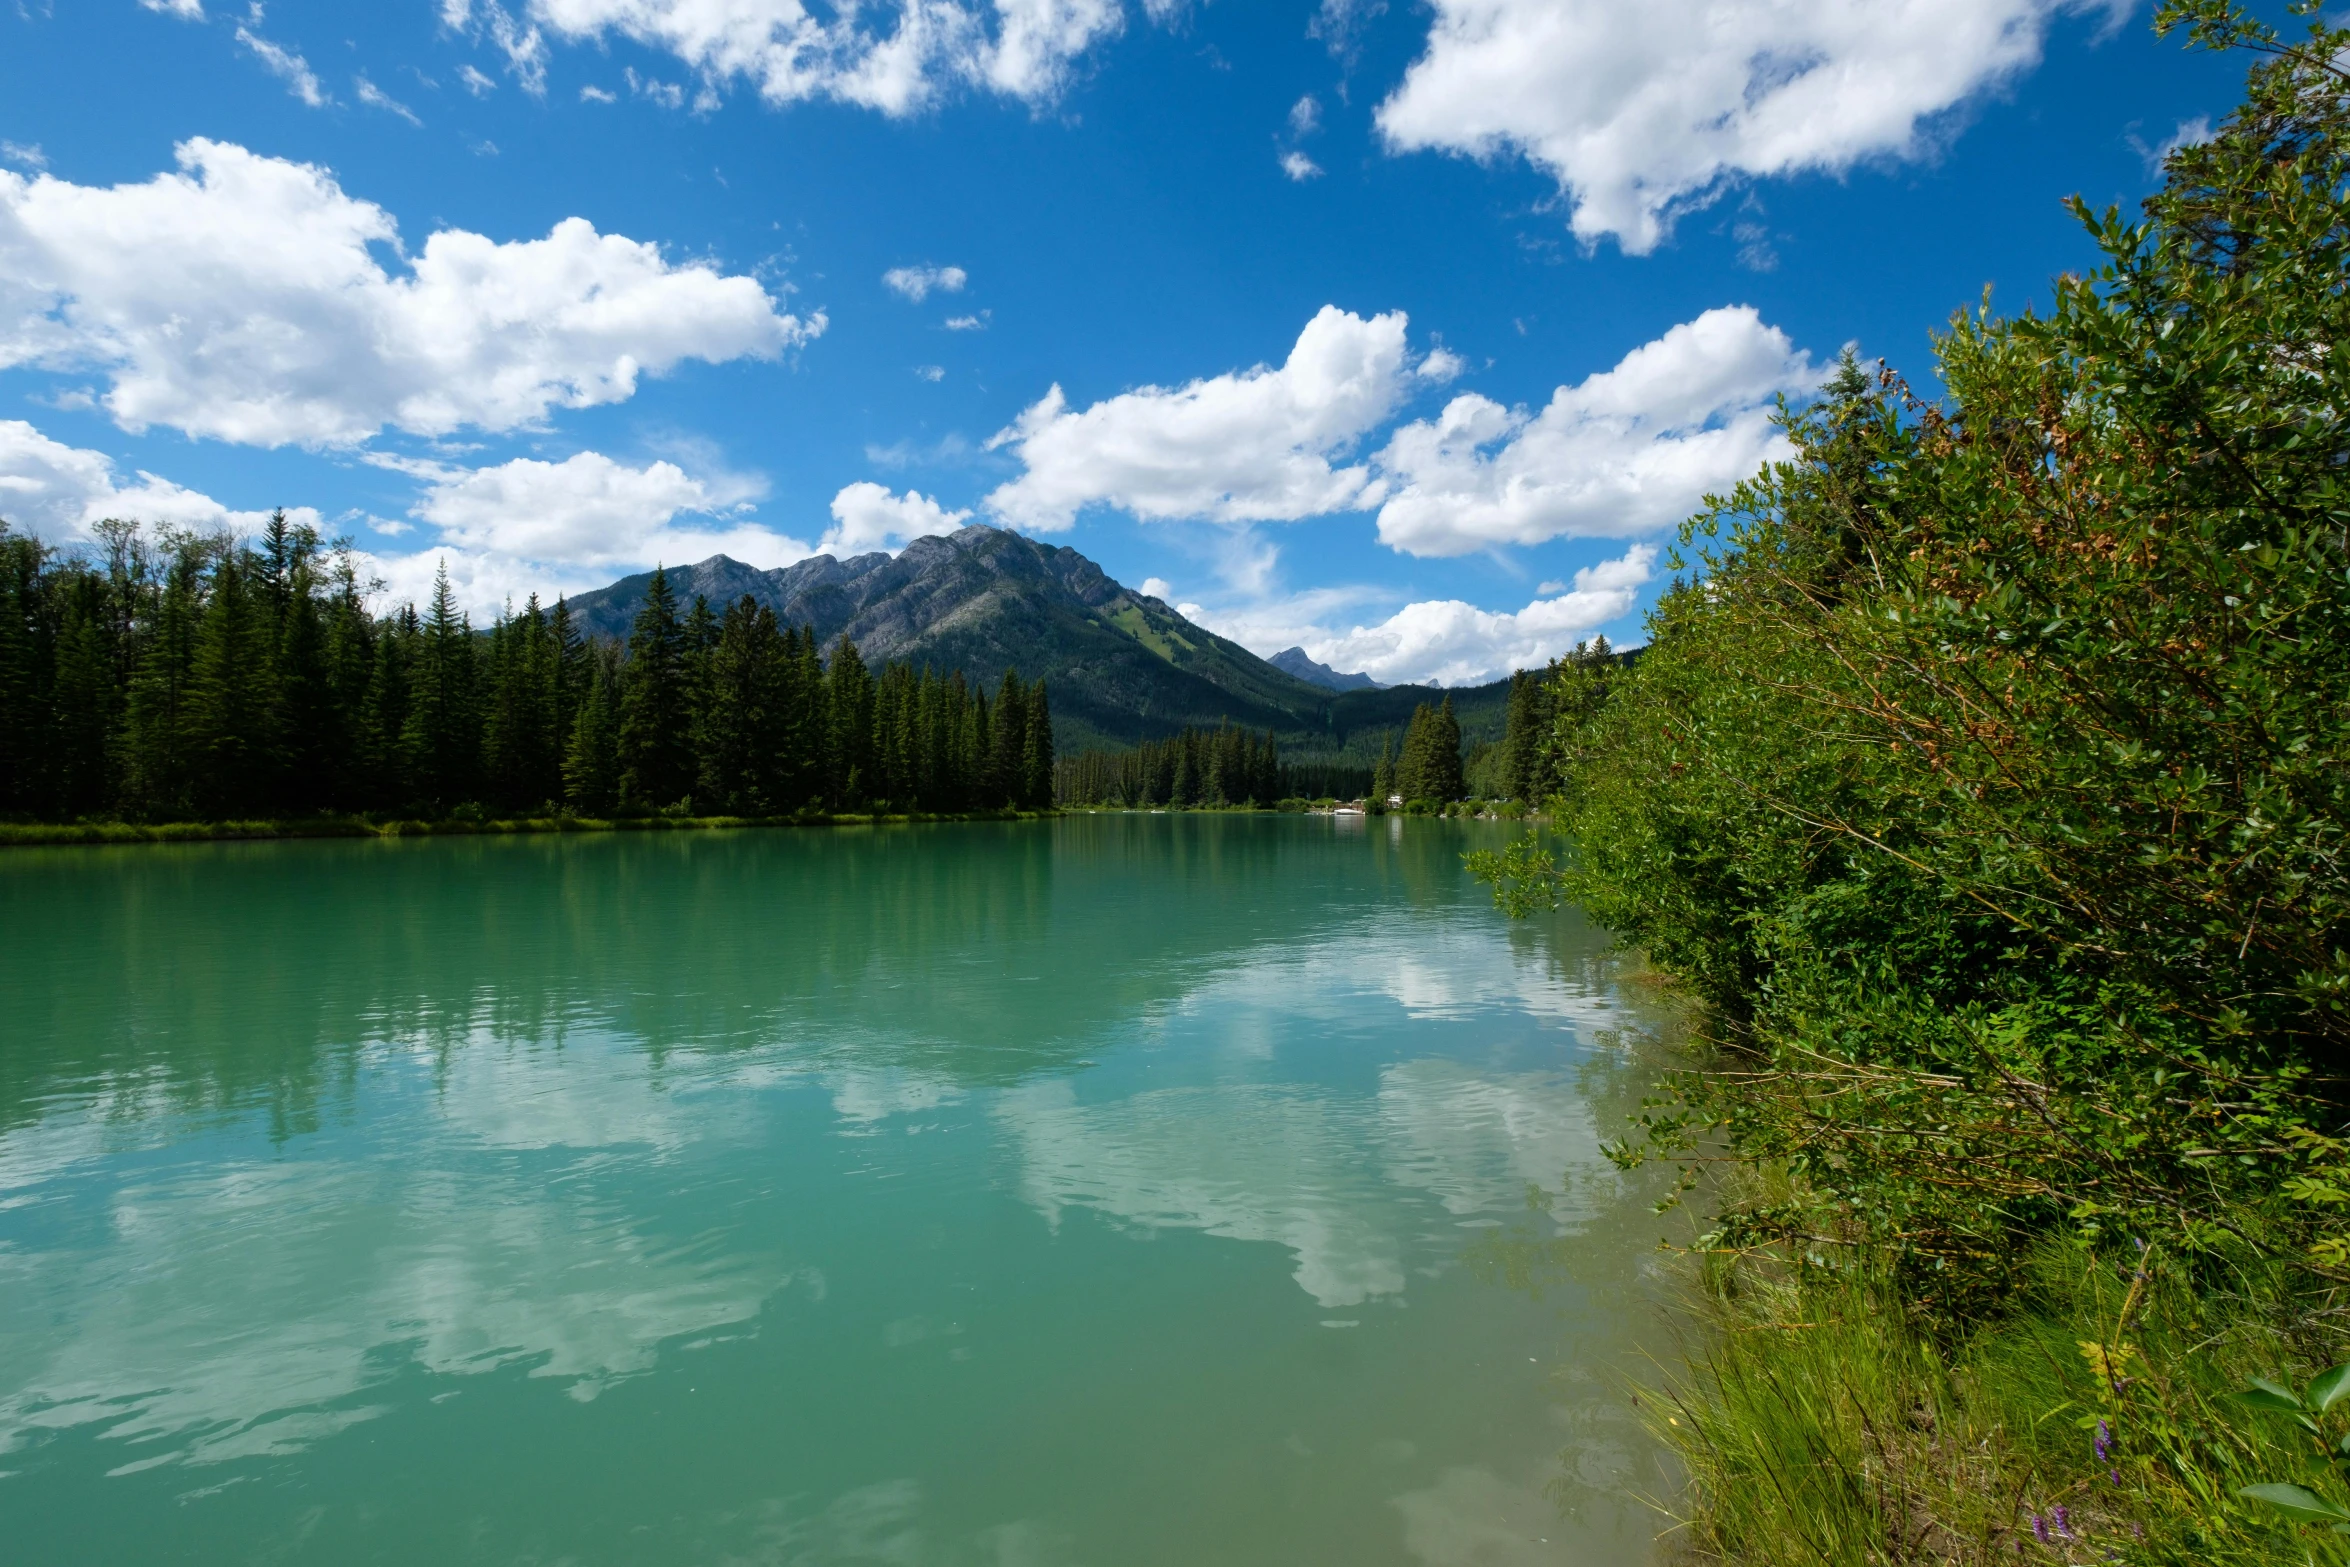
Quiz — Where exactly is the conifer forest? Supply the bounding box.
[0,517,1055,822]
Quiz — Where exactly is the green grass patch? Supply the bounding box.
[1654,1225,2350,1565]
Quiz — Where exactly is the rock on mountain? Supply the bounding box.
[1268,646,1383,692]
[562,525,1349,752]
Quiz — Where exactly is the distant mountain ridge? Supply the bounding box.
[1268,646,1382,692]
[563,525,1506,754]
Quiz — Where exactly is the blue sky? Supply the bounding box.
[0,0,2240,683]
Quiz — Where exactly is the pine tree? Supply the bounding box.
[698,596,786,814]
[1371,731,1397,804]
[826,636,874,810]
[1022,678,1053,809]
[275,563,337,813]
[1427,693,1465,801]
[123,538,204,820]
[49,568,118,817]
[1502,670,1545,803]
[550,596,584,780]
[402,562,479,812]
[963,686,990,810]
[187,553,283,817]
[564,641,621,815]
[617,567,696,812]
[0,528,52,816]
[360,606,417,812]
[321,550,376,807]
[991,671,1028,808]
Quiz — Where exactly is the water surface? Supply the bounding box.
[0,815,1674,1565]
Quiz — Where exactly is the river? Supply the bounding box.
[0,814,1675,1566]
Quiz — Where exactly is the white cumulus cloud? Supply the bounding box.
[821,481,970,556]
[1377,0,2119,253]
[501,0,1126,116]
[1372,305,1811,556]
[1185,546,1655,687]
[0,139,820,448]
[140,0,207,15]
[0,419,321,543]
[983,305,1415,531]
[882,262,967,301]
[376,450,812,613]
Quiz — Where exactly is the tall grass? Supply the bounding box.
[1656,1230,2350,1564]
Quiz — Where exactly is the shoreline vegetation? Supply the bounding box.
[0,808,1059,849]
[1473,7,2350,1563]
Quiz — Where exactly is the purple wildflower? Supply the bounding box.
[2053,1505,2074,1539]
[2032,1514,2051,1545]
[2095,1420,2112,1461]
[2109,1468,2122,1485]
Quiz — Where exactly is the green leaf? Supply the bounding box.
[2242,1380,2312,1415]
[2309,1364,2350,1414]
[2239,1483,2350,1523]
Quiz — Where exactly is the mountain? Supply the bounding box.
[1268,647,1382,692]
[562,525,1512,755]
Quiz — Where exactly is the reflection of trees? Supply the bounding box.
[0,815,1470,1137]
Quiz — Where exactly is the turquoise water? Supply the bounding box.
[0,816,1674,1565]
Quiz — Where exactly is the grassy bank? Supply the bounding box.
[0,809,1054,848]
[1642,1155,2348,1564]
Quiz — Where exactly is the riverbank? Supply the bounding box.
[1470,20,2350,1557]
[1635,1088,2336,1567]
[0,808,1056,848]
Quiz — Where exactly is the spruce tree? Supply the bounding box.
[826,636,875,809]
[360,606,417,813]
[991,671,1028,808]
[1428,694,1465,801]
[698,596,786,814]
[1501,669,1547,804]
[275,564,337,813]
[1022,678,1053,809]
[617,567,696,812]
[187,554,283,817]
[0,528,52,816]
[564,642,621,815]
[49,569,117,817]
[124,539,203,820]
[1397,707,1432,801]
[402,562,479,812]
[321,551,376,806]
[550,597,584,781]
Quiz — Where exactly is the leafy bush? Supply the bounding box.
[1480,0,2350,1299]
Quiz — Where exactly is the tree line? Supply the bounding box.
[0,515,1053,822]
[1053,722,1284,808]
